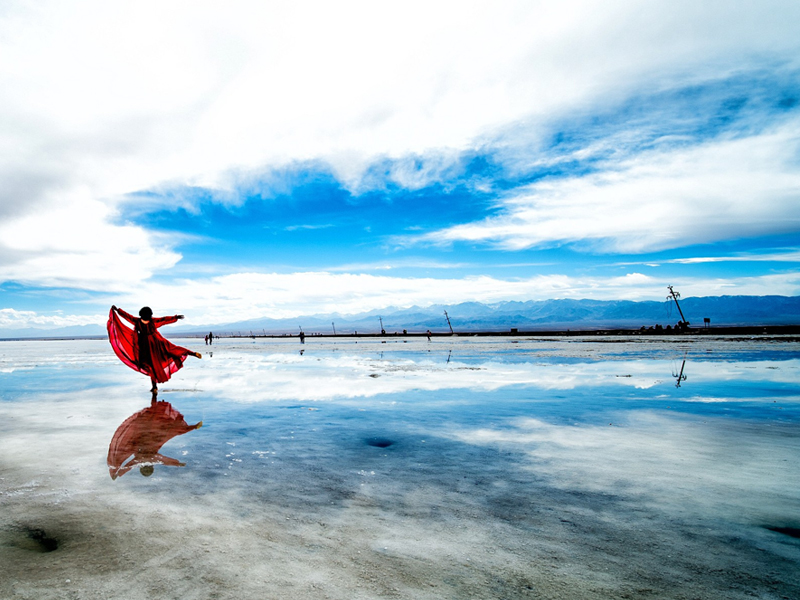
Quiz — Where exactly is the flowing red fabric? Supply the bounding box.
[107,400,200,479]
[107,307,193,383]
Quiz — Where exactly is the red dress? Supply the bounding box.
[107,307,193,383]
[107,400,200,479]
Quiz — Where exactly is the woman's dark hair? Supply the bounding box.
[139,306,153,320]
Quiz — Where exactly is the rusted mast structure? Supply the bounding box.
[666,285,689,329]
[443,310,454,334]
[672,352,688,387]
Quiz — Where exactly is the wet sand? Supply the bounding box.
[1,336,799,599]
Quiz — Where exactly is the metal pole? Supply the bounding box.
[444,310,454,334]
[675,360,687,387]
[666,285,687,324]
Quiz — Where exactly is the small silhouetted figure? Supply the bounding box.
[108,306,202,394]
[208,332,214,345]
[107,398,202,480]
[426,329,432,341]
[204,335,209,345]
[299,331,305,344]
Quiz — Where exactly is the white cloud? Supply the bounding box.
[673,272,800,297]
[418,121,800,252]
[1,0,799,292]
[0,191,181,289]
[111,271,658,324]
[2,1,798,201]
[106,270,800,326]
[0,308,103,329]
[448,411,800,521]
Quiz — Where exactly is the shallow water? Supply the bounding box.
[1,335,798,599]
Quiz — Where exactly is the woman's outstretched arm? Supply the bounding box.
[114,306,138,324]
[153,315,184,328]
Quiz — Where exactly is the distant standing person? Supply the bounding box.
[208,331,214,345]
[427,329,432,341]
[299,330,305,344]
[108,306,202,394]
[204,334,208,345]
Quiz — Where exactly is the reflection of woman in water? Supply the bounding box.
[107,398,202,480]
[108,306,201,393]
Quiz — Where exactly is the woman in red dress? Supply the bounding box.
[108,305,202,393]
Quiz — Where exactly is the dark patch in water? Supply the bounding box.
[767,526,800,539]
[24,527,59,552]
[366,437,395,448]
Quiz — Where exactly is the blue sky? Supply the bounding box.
[1,1,799,330]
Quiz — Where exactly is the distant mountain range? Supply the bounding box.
[206,295,800,335]
[2,296,799,339]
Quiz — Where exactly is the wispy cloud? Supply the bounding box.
[325,258,475,272]
[449,411,800,520]
[413,119,800,253]
[283,223,335,232]
[610,249,800,268]
[665,251,800,264]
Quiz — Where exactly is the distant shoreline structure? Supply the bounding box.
[3,324,799,342]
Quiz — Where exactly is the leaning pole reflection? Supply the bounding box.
[107,395,203,480]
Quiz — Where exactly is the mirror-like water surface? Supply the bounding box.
[1,336,798,599]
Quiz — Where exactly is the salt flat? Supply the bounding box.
[1,335,798,599]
